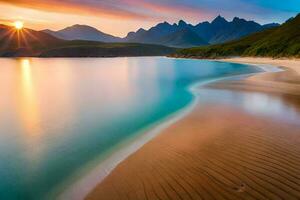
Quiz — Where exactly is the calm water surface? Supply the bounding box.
[0,57,261,199]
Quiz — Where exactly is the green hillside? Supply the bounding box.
[172,14,300,58]
[39,42,177,57]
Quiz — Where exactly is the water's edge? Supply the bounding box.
[57,61,282,200]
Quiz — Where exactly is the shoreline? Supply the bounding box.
[86,57,300,200]
[218,57,300,74]
[58,61,267,200]
[57,76,239,200]
[213,57,300,97]
[57,88,197,200]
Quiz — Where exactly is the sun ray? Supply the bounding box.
[23,29,45,47]
[20,31,30,49]
[0,29,16,50]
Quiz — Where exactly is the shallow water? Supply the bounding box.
[0,57,261,199]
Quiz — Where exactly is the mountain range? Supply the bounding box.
[172,14,300,58]
[0,14,288,57]
[0,25,176,57]
[43,16,279,48]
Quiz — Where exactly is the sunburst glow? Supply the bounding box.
[14,21,24,30]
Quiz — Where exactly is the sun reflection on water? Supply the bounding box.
[21,59,33,93]
[19,59,40,134]
[17,58,42,165]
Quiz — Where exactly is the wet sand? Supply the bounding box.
[86,58,300,200]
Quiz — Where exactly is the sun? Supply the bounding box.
[14,21,24,30]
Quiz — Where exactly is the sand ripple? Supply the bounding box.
[86,104,300,200]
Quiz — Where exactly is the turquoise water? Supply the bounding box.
[0,57,261,199]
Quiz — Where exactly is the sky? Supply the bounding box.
[0,0,299,37]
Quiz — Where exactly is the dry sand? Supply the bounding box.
[86,57,300,200]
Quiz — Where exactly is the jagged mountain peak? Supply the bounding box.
[232,17,246,23]
[156,21,172,28]
[137,28,146,33]
[175,13,300,58]
[178,20,188,27]
[212,15,228,24]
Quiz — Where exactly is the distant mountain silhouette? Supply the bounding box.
[124,20,197,47]
[124,16,278,47]
[193,16,279,44]
[158,28,208,48]
[43,24,122,42]
[262,23,281,29]
[125,21,187,42]
[172,13,300,58]
[43,16,279,48]
[0,24,176,57]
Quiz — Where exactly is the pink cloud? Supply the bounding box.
[0,0,213,23]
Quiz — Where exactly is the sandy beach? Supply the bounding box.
[86,57,300,200]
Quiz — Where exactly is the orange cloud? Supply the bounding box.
[0,0,215,36]
[136,1,212,20]
[0,0,153,20]
[0,0,214,22]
